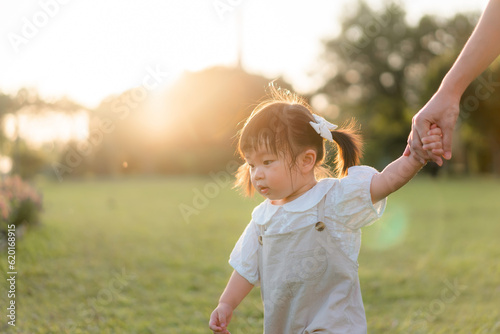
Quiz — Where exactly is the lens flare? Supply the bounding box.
[364,206,408,250]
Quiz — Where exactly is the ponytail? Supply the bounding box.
[330,119,363,178]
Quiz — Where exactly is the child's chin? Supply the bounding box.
[265,194,282,201]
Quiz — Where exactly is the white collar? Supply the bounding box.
[251,178,336,225]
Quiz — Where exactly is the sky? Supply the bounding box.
[0,0,490,109]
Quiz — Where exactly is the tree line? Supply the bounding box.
[1,1,499,179]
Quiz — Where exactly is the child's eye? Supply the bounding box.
[263,160,273,165]
[248,164,255,169]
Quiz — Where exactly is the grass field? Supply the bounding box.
[1,175,500,333]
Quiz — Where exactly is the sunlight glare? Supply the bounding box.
[138,89,172,139]
[2,110,89,147]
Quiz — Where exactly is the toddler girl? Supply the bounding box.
[209,87,443,334]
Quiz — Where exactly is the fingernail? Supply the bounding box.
[444,152,452,159]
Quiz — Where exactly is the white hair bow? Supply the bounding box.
[309,114,338,142]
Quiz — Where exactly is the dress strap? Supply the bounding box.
[258,224,265,245]
[317,195,327,222]
[259,224,266,235]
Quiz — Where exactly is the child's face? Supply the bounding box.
[244,148,302,203]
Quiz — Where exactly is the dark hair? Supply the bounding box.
[234,85,362,196]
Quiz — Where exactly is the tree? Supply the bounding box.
[71,66,293,176]
[460,59,500,174]
[317,1,478,170]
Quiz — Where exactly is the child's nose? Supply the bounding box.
[253,167,264,180]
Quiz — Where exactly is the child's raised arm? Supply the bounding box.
[370,126,443,203]
[209,270,254,333]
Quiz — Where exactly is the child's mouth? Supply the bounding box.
[260,187,269,194]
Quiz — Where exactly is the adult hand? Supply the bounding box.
[404,89,460,166]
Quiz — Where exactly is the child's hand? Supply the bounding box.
[421,124,444,159]
[209,303,233,334]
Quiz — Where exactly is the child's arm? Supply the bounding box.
[370,126,443,203]
[209,270,254,333]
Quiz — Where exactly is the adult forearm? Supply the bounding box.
[440,0,500,97]
[218,271,254,310]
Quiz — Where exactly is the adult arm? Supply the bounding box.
[406,0,500,165]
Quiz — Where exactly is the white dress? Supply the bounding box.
[229,166,387,333]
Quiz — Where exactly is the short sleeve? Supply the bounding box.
[228,220,260,286]
[332,165,386,229]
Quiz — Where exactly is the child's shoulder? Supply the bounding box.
[336,165,380,193]
[344,165,380,178]
[319,165,379,189]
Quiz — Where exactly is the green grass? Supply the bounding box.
[1,175,500,333]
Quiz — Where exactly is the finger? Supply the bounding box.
[422,142,442,150]
[404,126,414,157]
[209,312,224,332]
[430,149,443,166]
[441,115,457,160]
[442,130,453,160]
[403,144,411,157]
[409,129,428,165]
[219,310,227,329]
[413,113,433,145]
[209,324,223,332]
[427,128,442,136]
[421,135,442,144]
[432,148,445,156]
[413,114,442,163]
[415,126,445,165]
[209,320,223,332]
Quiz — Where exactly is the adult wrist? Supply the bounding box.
[438,74,467,100]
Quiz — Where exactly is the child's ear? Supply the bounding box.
[301,149,317,173]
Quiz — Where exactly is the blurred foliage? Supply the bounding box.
[0,175,43,243]
[318,0,478,171]
[10,141,47,179]
[0,88,79,179]
[460,59,500,174]
[58,67,291,177]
